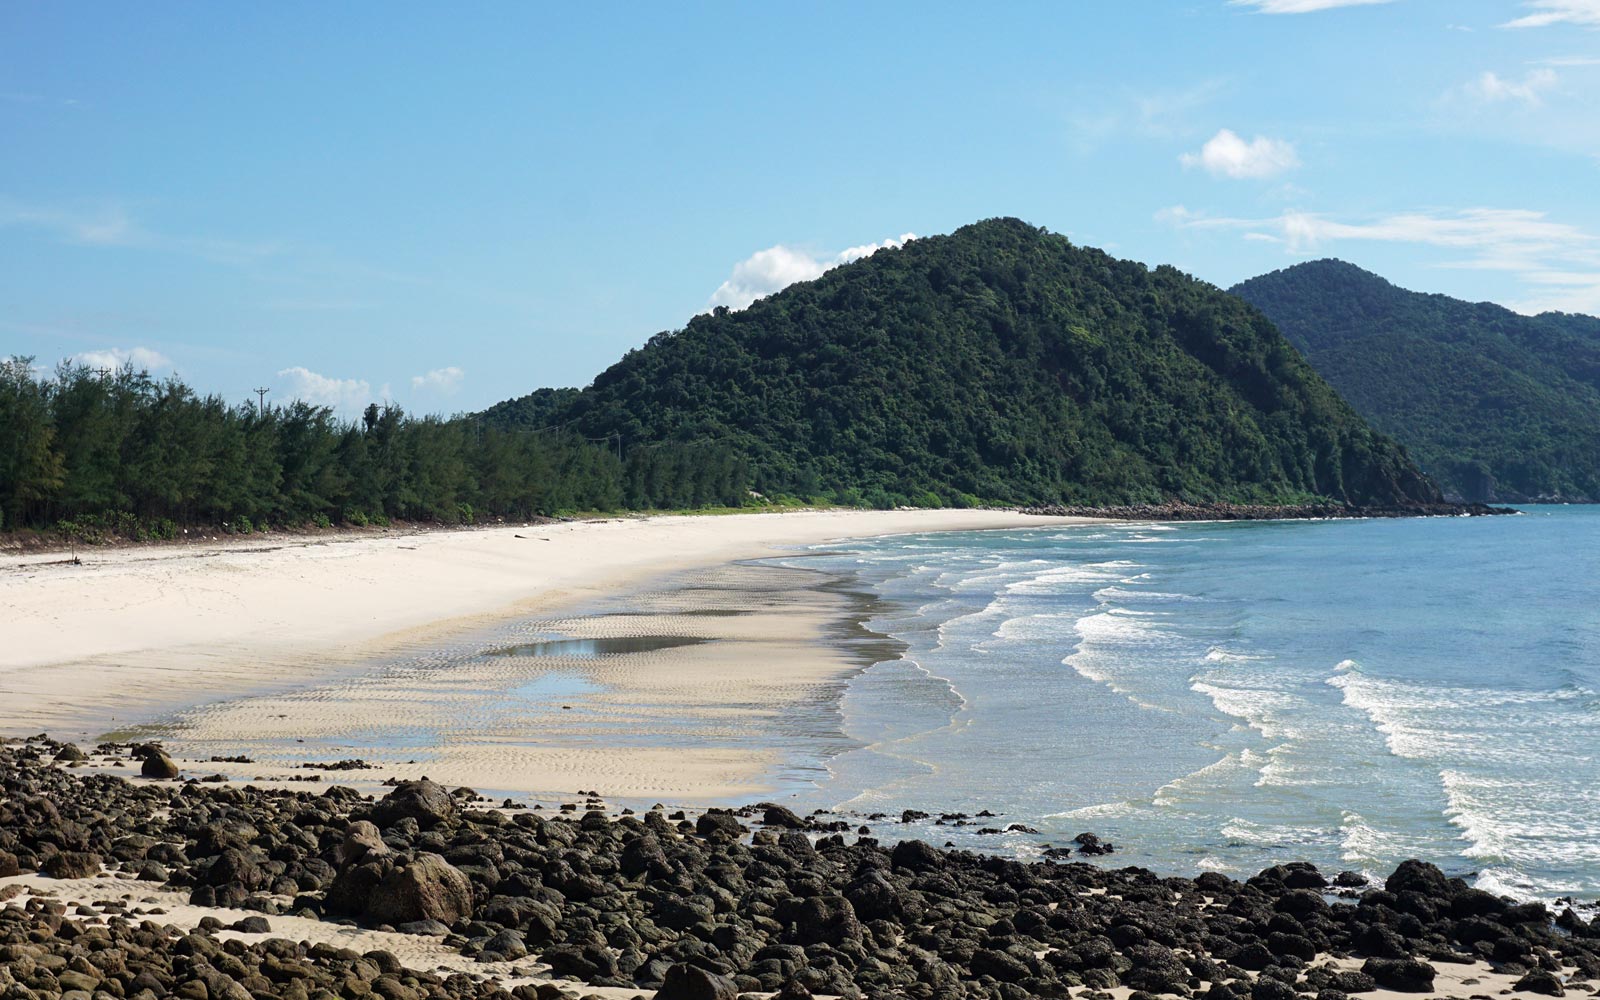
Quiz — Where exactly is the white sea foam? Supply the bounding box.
[1093,585,1195,602]
[1190,680,1300,739]
[1204,646,1269,664]
[1152,750,1262,806]
[1220,817,1328,847]
[1005,563,1131,594]
[1046,800,1139,821]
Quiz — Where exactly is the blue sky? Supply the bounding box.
[3,1,1598,417]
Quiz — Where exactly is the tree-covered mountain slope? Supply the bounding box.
[1232,259,1600,502]
[487,218,1438,508]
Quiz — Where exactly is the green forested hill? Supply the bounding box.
[1232,260,1600,502]
[489,218,1437,508]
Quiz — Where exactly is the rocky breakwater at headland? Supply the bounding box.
[1019,501,1516,521]
[6,736,1600,1000]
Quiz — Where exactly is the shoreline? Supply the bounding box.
[0,508,1093,799]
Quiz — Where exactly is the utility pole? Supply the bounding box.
[252,386,270,416]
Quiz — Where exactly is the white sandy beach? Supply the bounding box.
[1,509,1095,799]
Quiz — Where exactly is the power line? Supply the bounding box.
[252,386,271,416]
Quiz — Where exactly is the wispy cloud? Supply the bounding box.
[410,366,464,394]
[1229,0,1394,13]
[277,366,375,413]
[0,196,284,266]
[1464,68,1559,105]
[1068,79,1229,152]
[1180,129,1300,179]
[1,92,83,108]
[1502,0,1600,28]
[708,233,916,311]
[70,346,173,373]
[1159,204,1600,314]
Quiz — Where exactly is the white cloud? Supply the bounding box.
[277,366,374,413]
[1502,0,1600,28]
[1466,68,1559,105]
[410,366,464,394]
[1532,55,1600,65]
[1229,0,1394,12]
[71,346,173,372]
[707,233,916,311]
[1180,129,1300,179]
[1160,204,1600,314]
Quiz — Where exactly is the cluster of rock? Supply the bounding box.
[0,901,547,1000]
[1019,502,1514,521]
[4,737,1598,1000]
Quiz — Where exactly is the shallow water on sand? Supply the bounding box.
[785,506,1600,904]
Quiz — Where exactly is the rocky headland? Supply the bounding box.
[1019,502,1515,522]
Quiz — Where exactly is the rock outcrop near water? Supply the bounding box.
[5,737,1599,1000]
[1019,501,1515,521]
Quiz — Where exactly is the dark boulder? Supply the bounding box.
[655,962,739,1000]
[542,942,620,981]
[338,820,391,865]
[370,779,456,829]
[42,851,101,879]
[204,848,266,890]
[695,810,745,840]
[777,894,863,946]
[1251,978,1299,1000]
[1361,958,1435,992]
[141,752,181,780]
[761,805,808,829]
[891,838,943,872]
[1513,970,1565,997]
[365,853,473,926]
[1383,860,1452,900]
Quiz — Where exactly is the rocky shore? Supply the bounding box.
[1018,502,1515,521]
[5,737,1597,1000]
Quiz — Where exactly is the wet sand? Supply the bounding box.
[1,509,1096,800]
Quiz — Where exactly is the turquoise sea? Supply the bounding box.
[786,507,1600,904]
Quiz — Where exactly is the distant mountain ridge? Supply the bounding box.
[486,218,1438,508]
[1232,260,1600,502]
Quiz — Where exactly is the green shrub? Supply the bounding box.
[311,512,332,529]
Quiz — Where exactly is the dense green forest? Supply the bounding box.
[3,219,1447,540]
[488,218,1437,508]
[0,359,747,537]
[1232,260,1600,502]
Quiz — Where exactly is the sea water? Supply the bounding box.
[785,507,1600,904]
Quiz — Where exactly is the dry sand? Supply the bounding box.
[1,509,1096,802]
